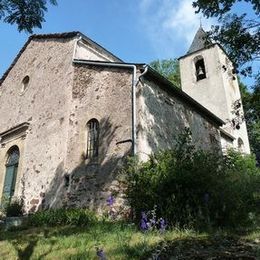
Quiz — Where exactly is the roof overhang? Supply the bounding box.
[220,128,236,141]
[144,66,225,127]
[178,43,235,67]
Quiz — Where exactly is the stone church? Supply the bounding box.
[0,28,250,213]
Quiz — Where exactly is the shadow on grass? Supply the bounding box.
[0,221,136,259]
[0,226,86,259]
[1,223,259,259]
[141,235,260,260]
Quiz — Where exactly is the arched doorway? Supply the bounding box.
[2,146,20,202]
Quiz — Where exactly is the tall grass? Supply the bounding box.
[0,220,180,259]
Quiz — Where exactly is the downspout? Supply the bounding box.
[72,59,148,156]
[135,65,148,154]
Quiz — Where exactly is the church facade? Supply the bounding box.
[0,30,249,213]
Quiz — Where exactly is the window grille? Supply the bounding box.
[86,119,99,159]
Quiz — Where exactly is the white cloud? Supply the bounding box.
[164,0,212,43]
[138,0,215,58]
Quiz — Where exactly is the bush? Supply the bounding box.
[126,129,260,230]
[5,199,24,217]
[29,208,97,227]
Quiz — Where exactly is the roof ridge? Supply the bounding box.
[187,27,211,54]
[0,31,122,86]
[30,31,80,39]
[0,31,81,86]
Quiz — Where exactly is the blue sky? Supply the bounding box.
[0,0,257,86]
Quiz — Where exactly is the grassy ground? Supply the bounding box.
[0,221,259,259]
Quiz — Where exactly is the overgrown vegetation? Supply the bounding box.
[126,129,260,230]
[0,198,24,218]
[239,78,260,159]
[0,219,259,259]
[0,139,260,258]
[1,130,259,258]
[5,199,24,217]
[28,208,96,227]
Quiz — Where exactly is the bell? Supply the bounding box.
[197,66,204,76]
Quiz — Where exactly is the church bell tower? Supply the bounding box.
[179,26,250,153]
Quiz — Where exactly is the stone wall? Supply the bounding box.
[136,78,221,161]
[0,35,134,214]
[0,34,229,215]
[0,37,76,212]
[48,64,134,214]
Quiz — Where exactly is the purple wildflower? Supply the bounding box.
[96,248,106,259]
[106,195,114,207]
[159,218,167,232]
[140,211,148,231]
[141,211,147,221]
[140,218,148,231]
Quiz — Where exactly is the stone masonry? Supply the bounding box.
[0,31,243,214]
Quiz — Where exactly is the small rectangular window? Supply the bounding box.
[86,119,99,159]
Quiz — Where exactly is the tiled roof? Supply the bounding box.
[187,27,211,54]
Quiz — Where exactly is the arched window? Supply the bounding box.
[194,57,206,81]
[2,146,20,201]
[86,119,99,159]
[238,138,244,153]
[21,75,30,92]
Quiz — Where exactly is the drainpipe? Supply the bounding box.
[72,60,148,156]
[134,65,148,155]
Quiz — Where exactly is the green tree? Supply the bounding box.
[0,0,57,33]
[192,0,259,77]
[239,79,260,156]
[149,58,181,88]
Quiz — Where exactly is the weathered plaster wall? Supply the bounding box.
[180,46,230,122]
[0,38,76,212]
[74,40,120,62]
[43,64,133,213]
[220,135,234,154]
[137,79,221,161]
[180,45,250,153]
[217,47,250,153]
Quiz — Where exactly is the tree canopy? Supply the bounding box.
[239,79,260,156]
[149,59,181,88]
[193,0,259,78]
[0,0,57,33]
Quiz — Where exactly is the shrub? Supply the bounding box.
[29,208,97,227]
[5,199,24,217]
[126,129,260,230]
